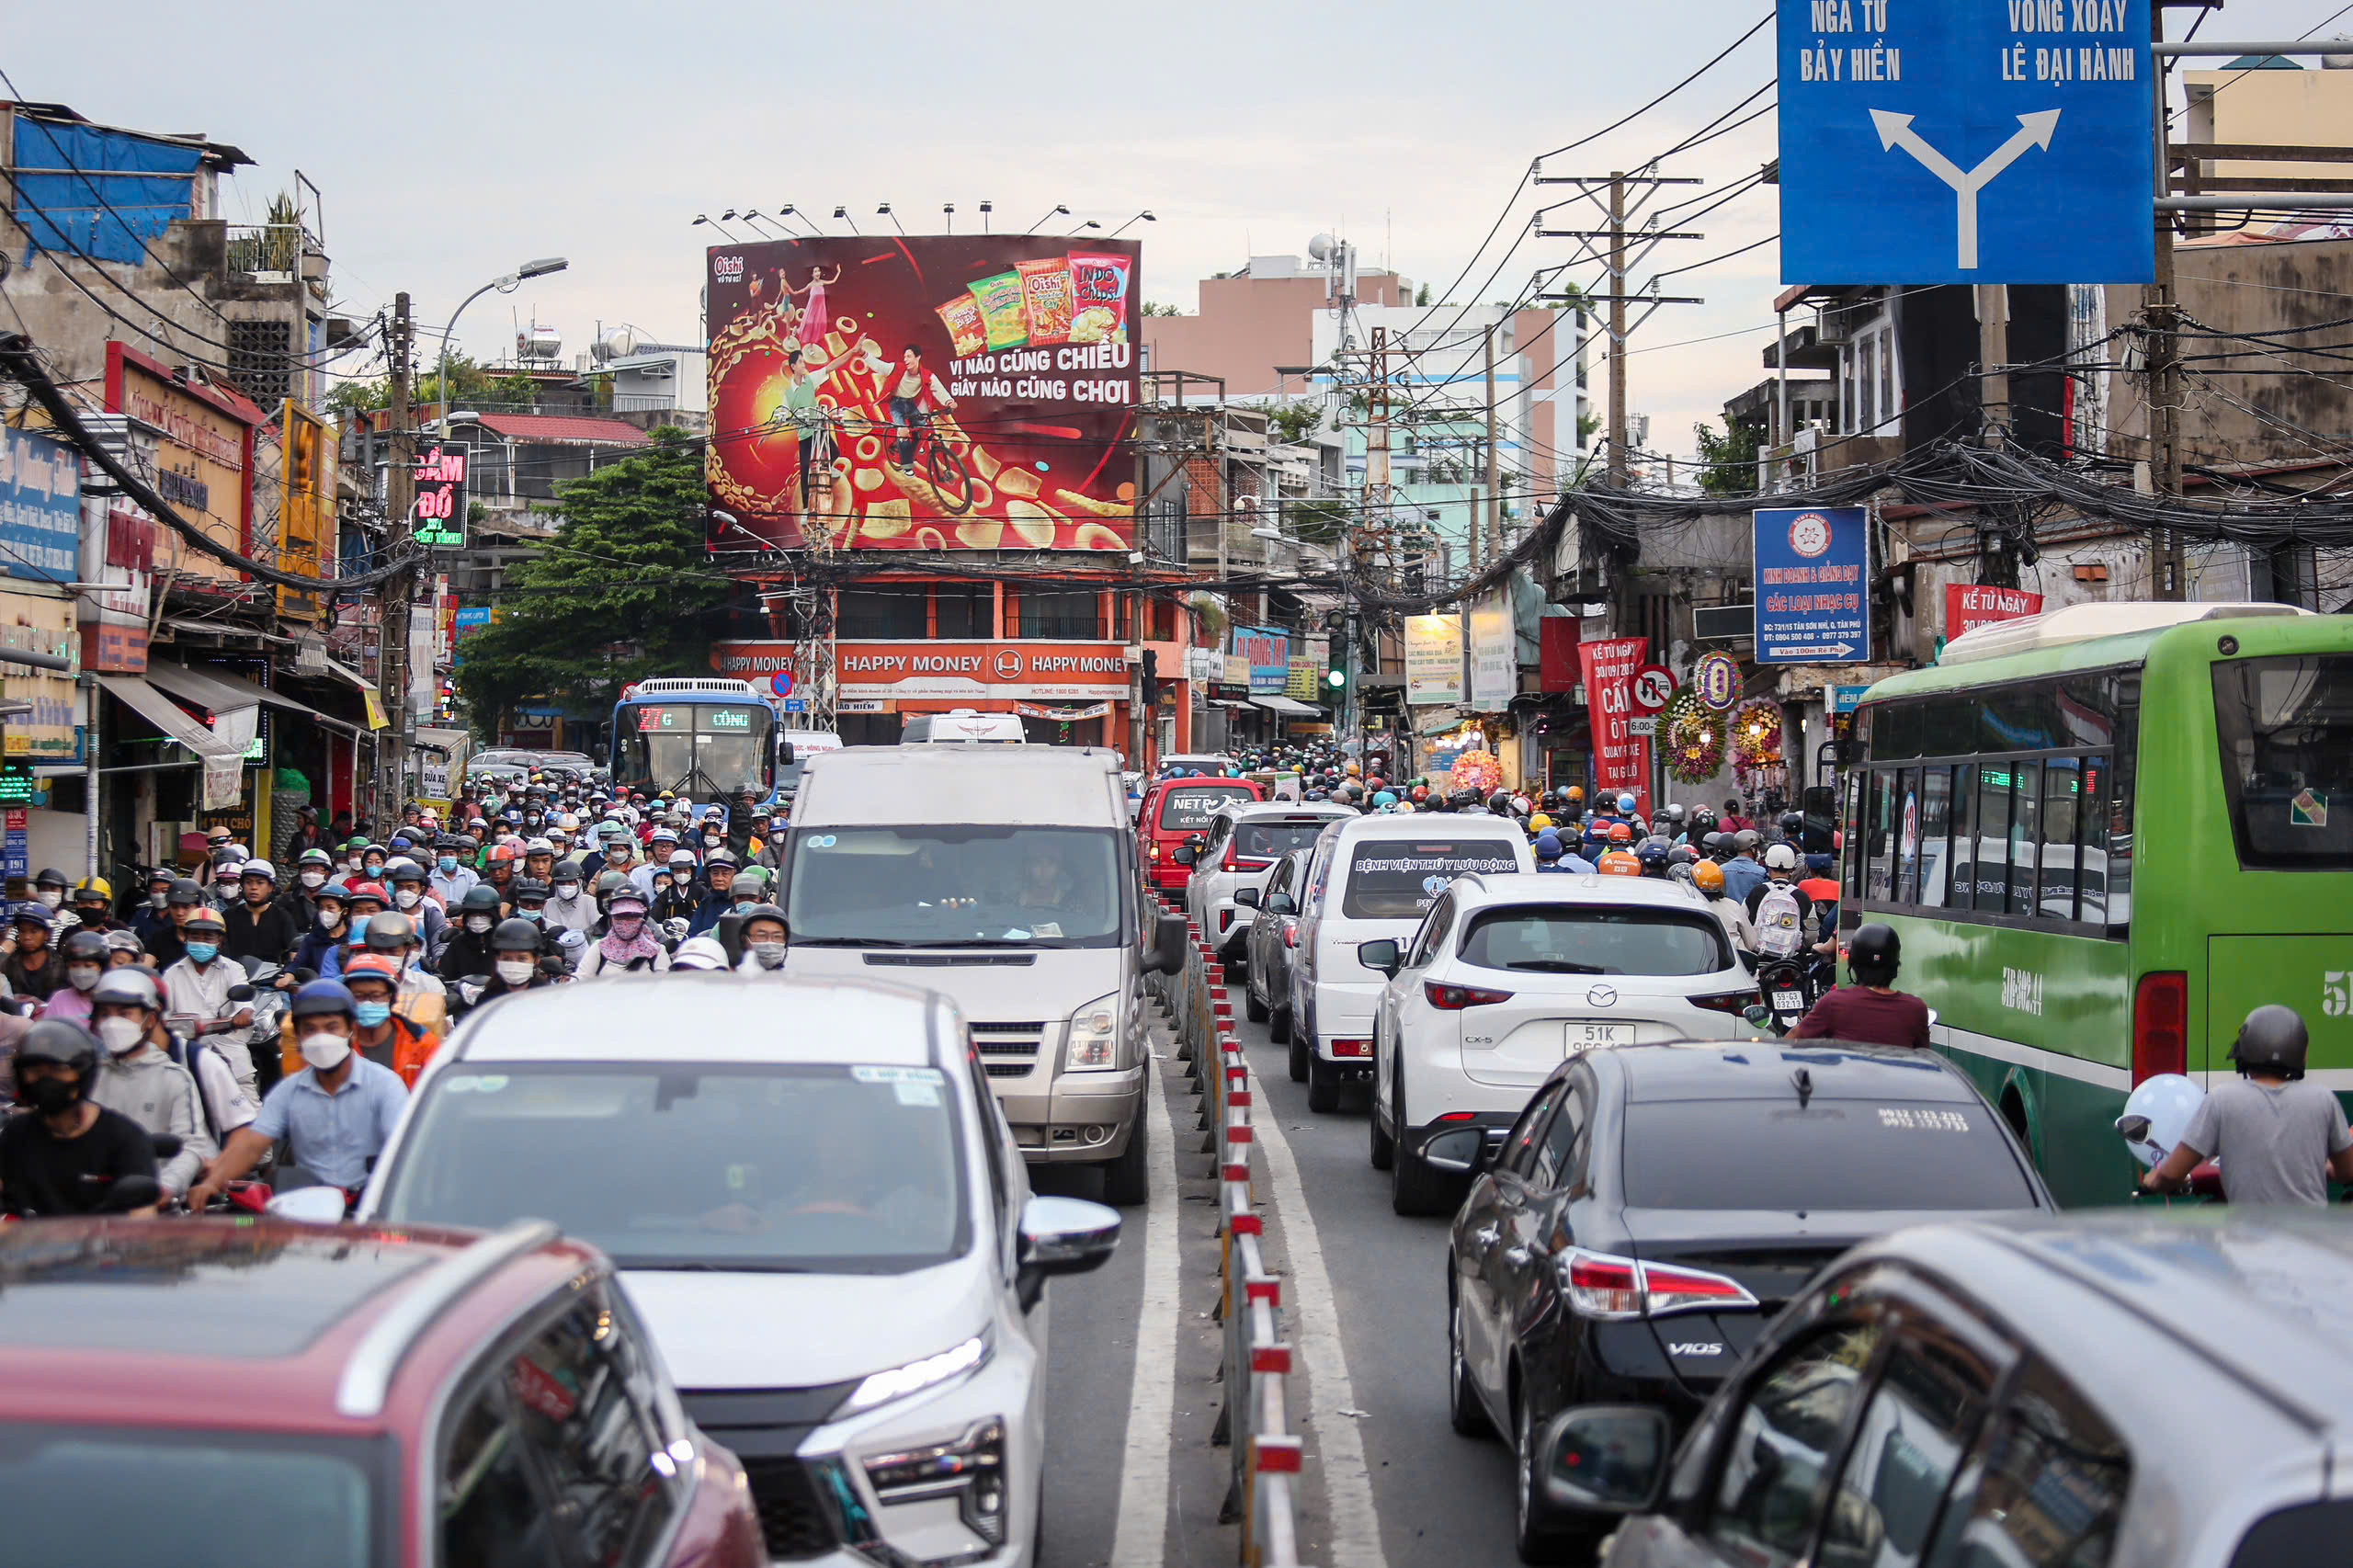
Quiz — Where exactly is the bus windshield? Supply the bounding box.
[615,702,774,799]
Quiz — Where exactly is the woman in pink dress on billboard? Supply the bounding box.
[787,265,841,347]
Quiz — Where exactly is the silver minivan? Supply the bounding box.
[782,745,1188,1204]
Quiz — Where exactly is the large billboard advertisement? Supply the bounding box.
[105,342,256,595]
[706,236,1141,552]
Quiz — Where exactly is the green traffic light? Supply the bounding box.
[1325,668,1347,689]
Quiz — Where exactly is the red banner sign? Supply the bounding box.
[1578,634,1651,818]
[1946,584,2043,639]
[1538,617,1582,693]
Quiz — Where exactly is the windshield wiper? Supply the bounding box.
[790,936,916,948]
[1502,959,1604,973]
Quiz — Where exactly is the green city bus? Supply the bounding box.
[1842,601,2353,1206]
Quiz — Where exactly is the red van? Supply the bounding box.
[1139,775,1266,892]
[0,1217,765,1567]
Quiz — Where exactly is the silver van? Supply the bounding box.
[780,745,1187,1204]
[900,708,1027,744]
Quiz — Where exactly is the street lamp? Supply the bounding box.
[438,255,569,438]
[877,203,905,234]
[942,202,955,233]
[979,199,994,233]
[691,214,738,241]
[1108,210,1155,238]
[1027,204,1069,234]
[833,205,860,234]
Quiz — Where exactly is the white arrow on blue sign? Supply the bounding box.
[1778,0,2154,284]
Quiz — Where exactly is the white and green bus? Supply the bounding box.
[1842,600,2353,1206]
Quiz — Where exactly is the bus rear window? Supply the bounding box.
[2214,656,2353,869]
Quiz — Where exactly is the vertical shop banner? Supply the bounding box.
[1232,625,1291,694]
[106,343,258,593]
[1467,591,1515,709]
[410,445,469,551]
[202,708,256,812]
[2,807,23,881]
[1754,506,1870,664]
[1945,584,2043,639]
[0,589,81,762]
[706,235,1140,552]
[278,402,334,619]
[1287,633,1328,700]
[1404,614,1465,706]
[0,426,81,584]
[1578,634,1651,818]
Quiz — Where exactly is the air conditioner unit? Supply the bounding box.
[1693,604,1755,642]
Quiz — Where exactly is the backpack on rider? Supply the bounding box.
[1754,880,1805,960]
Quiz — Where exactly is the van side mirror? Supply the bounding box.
[1145,913,1188,975]
[1235,887,1261,910]
[1358,938,1401,977]
[1540,1406,1670,1513]
[1172,844,1197,867]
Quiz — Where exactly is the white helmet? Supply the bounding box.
[1763,843,1799,872]
[670,936,732,971]
[524,836,555,855]
[557,812,581,832]
[239,858,278,883]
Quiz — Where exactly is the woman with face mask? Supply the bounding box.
[291,889,349,979]
[93,966,252,1173]
[83,969,217,1199]
[575,890,669,977]
[448,919,554,1022]
[36,930,109,1028]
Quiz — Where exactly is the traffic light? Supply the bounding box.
[1141,648,1159,706]
[1324,632,1348,694]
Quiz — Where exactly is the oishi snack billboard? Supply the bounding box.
[706,236,1141,551]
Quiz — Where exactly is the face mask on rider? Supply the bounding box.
[150,890,169,909]
[300,1030,351,1071]
[96,1015,143,1054]
[67,965,100,994]
[610,915,643,937]
[556,884,579,902]
[465,914,494,934]
[184,941,219,964]
[20,1075,76,1115]
[394,888,421,909]
[749,940,787,969]
[317,907,343,930]
[300,869,326,889]
[495,958,535,985]
[36,890,61,910]
[438,855,459,874]
[352,1001,392,1028]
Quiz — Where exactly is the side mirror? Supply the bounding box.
[267,1186,350,1224]
[226,983,256,1003]
[1235,887,1261,910]
[1267,892,1297,916]
[1539,1405,1671,1514]
[1358,938,1402,977]
[1144,913,1188,975]
[1421,1125,1490,1175]
[1015,1194,1121,1311]
[777,740,796,767]
[1172,844,1197,867]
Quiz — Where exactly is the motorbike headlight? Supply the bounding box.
[835,1331,993,1418]
[1066,993,1120,1071]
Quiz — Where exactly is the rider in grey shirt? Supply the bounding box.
[2143,1006,2353,1206]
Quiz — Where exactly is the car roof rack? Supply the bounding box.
[335,1219,561,1418]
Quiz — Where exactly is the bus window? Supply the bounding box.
[1917,767,1951,905]
[1975,765,2014,914]
[1844,769,1866,900]
[2007,760,2041,919]
[1867,771,1896,902]
[1893,769,1920,903]
[1920,695,1973,759]
[2110,676,2140,926]
[1947,764,1977,912]
[2079,755,2109,924]
[2213,654,2353,869]
[2039,757,2083,921]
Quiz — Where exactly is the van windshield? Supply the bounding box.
[788,825,1125,947]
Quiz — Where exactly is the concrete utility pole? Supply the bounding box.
[2145,0,2186,600]
[1607,175,1629,488]
[380,291,415,819]
[1484,319,1503,569]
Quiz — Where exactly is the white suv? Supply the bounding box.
[1359,871,1760,1214]
[1180,801,1353,971]
[359,974,1120,1566]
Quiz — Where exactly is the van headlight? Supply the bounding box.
[1066,994,1120,1070]
[836,1332,993,1418]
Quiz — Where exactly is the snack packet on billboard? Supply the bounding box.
[1015,256,1076,346]
[1067,252,1132,345]
[968,271,1029,351]
[935,293,988,358]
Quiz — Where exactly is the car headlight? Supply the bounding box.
[1066,993,1121,1071]
[863,1417,1008,1547]
[835,1331,993,1418]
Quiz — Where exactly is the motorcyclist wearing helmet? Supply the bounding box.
[1,903,63,1002]
[466,918,560,1013]
[189,979,409,1209]
[687,849,740,937]
[69,879,117,935]
[576,890,670,977]
[1745,843,1814,927]
[130,868,178,949]
[292,884,350,978]
[1721,829,1768,904]
[382,862,452,964]
[429,836,479,907]
[332,953,440,1087]
[221,858,301,966]
[653,850,701,924]
[84,969,222,1197]
[1634,839,1671,879]
[736,904,790,973]
[1791,923,1931,1050]
[160,909,259,1102]
[437,885,506,983]
[39,929,110,1028]
[668,935,733,971]
[543,861,601,947]
[2142,1005,2353,1205]
[1691,860,1757,952]
[94,965,252,1160]
[0,1021,161,1217]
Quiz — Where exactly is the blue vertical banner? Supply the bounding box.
[0,426,82,584]
[1776,0,2154,283]
[1755,506,1871,664]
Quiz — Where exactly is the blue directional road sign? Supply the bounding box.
[1755,506,1871,665]
[1778,0,2154,284]
[780,697,809,714]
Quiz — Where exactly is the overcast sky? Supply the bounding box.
[9,0,2345,463]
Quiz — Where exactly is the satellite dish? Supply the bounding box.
[1308,233,1334,262]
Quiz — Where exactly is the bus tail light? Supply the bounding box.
[2132,971,2188,1083]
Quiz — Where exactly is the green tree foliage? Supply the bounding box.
[324,353,538,416]
[1691,418,1762,497]
[1415,282,1433,306]
[452,428,722,738]
[1256,401,1322,445]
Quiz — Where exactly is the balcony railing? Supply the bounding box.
[225,223,304,276]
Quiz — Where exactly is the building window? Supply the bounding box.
[836,586,926,639]
[933,585,993,638]
[1014,589,1101,639]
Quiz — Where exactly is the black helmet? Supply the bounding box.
[364,910,415,952]
[511,879,550,904]
[491,917,543,952]
[32,868,67,892]
[459,884,503,915]
[1847,923,1901,986]
[166,877,205,907]
[2230,1005,2310,1080]
[17,1019,98,1097]
[739,903,789,932]
[60,929,108,963]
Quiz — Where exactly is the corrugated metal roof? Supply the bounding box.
[468,415,651,447]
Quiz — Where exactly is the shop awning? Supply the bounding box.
[1251,695,1325,718]
[95,674,245,758]
[142,659,309,716]
[322,658,391,731]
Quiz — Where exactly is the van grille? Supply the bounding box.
[972,1021,1047,1079]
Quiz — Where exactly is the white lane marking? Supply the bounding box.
[1252,1081,1392,1568]
[1109,1050,1182,1568]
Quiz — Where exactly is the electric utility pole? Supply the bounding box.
[380,292,415,819]
[1484,321,1503,566]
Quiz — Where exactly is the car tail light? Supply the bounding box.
[1330,1038,1371,1058]
[1558,1248,1758,1321]
[1425,981,1514,1010]
[2133,971,2188,1083]
[1687,990,1760,1014]
[1222,843,1238,871]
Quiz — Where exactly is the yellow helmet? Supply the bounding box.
[1529,813,1553,833]
[1692,860,1725,893]
[74,876,112,900]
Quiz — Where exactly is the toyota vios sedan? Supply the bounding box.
[1441,1040,2050,1562]
[360,975,1120,1568]
[1360,872,1759,1215]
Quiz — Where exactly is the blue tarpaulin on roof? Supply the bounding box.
[12,119,200,266]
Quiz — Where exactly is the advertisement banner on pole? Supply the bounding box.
[1232,625,1291,694]
[410,445,469,551]
[1754,506,1870,664]
[706,235,1140,552]
[1578,634,1651,818]
[1467,592,1515,710]
[1404,614,1464,706]
[1945,583,2043,639]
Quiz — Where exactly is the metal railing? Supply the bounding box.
[1148,890,1308,1567]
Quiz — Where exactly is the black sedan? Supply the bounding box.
[1438,1040,2052,1562]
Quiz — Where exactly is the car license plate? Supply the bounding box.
[1565,1022,1633,1051]
[1773,990,1805,1011]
